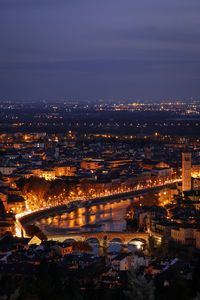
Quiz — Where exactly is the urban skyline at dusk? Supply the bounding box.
[1,1,200,300]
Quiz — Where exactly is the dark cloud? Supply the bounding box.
[1,55,200,73]
[0,0,67,9]
[0,0,200,100]
[113,27,200,45]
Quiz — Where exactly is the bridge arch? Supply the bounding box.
[108,238,124,251]
[85,237,100,247]
[63,238,77,244]
[127,238,146,250]
[127,237,147,244]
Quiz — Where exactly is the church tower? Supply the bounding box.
[182,151,191,192]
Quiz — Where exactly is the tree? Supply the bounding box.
[192,256,200,296]
[15,177,26,191]
[193,293,200,300]
[155,271,191,300]
[23,176,50,204]
[10,287,20,300]
[72,241,93,253]
[0,199,6,215]
[124,267,155,300]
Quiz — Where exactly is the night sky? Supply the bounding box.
[1,0,200,101]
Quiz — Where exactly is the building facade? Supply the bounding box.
[182,152,191,192]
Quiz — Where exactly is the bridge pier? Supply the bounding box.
[121,242,128,248]
[99,240,106,248]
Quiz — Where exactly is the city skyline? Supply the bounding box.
[1,2,200,298]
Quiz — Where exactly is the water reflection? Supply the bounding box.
[36,187,170,235]
[36,198,132,234]
[83,239,137,256]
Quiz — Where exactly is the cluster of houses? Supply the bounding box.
[127,204,200,249]
[0,232,195,289]
[0,132,192,211]
[0,131,183,236]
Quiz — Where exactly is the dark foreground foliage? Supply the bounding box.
[0,257,200,300]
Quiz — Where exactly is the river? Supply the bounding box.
[35,198,135,253]
[35,188,168,254]
[36,198,132,234]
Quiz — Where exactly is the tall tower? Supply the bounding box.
[182,151,191,192]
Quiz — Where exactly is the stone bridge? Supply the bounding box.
[47,231,149,248]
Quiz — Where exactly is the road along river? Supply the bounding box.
[18,183,177,254]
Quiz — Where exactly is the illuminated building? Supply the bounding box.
[54,165,76,177]
[191,164,200,179]
[81,159,103,170]
[182,151,191,192]
[31,165,76,180]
